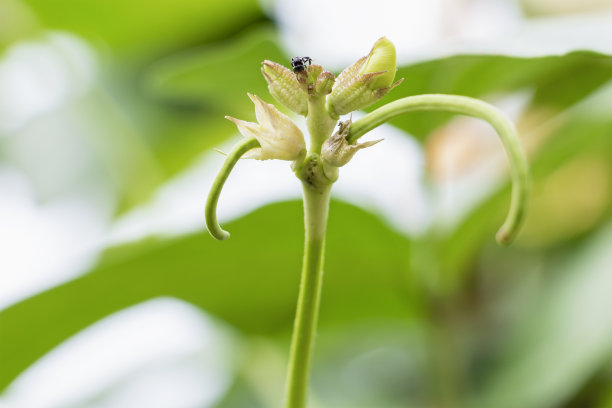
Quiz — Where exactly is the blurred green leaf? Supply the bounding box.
[416,79,612,292]
[311,323,427,408]
[470,221,612,408]
[383,52,612,139]
[142,27,290,176]
[0,200,413,390]
[213,375,266,408]
[0,0,39,50]
[599,386,612,408]
[144,26,287,117]
[19,0,264,57]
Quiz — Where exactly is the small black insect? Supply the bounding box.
[291,56,312,73]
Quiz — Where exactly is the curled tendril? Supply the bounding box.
[205,137,261,240]
[347,94,530,245]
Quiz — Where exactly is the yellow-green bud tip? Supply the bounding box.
[359,37,397,89]
[327,37,402,117]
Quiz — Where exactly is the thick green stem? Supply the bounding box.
[348,94,530,245]
[284,183,331,408]
[205,137,260,240]
[307,96,337,154]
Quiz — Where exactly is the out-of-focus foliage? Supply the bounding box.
[0,201,415,390]
[473,222,612,408]
[0,0,273,211]
[143,28,289,176]
[2,0,265,57]
[376,51,612,138]
[2,0,612,407]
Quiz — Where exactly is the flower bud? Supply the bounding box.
[297,63,335,97]
[315,70,335,95]
[261,60,308,116]
[226,93,306,161]
[321,119,381,167]
[327,37,403,117]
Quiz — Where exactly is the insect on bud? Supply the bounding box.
[327,37,403,117]
[261,60,308,116]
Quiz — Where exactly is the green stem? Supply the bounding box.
[284,183,332,408]
[205,137,260,240]
[307,96,337,154]
[348,94,530,245]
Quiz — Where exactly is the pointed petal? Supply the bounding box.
[247,93,275,129]
[247,94,305,146]
[225,116,262,140]
[226,95,306,161]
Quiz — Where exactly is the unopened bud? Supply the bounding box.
[315,70,335,95]
[261,60,308,116]
[327,37,403,117]
[359,37,397,89]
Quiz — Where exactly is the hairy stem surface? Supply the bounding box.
[284,183,331,408]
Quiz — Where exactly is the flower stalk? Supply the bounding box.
[204,37,530,408]
[284,183,331,408]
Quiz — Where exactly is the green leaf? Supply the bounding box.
[470,221,612,408]
[144,26,288,117]
[383,52,612,139]
[19,0,264,57]
[213,375,266,408]
[390,72,609,297]
[0,200,413,391]
[141,27,290,179]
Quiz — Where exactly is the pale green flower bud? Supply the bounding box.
[226,93,306,161]
[327,37,403,117]
[314,70,335,95]
[261,60,308,116]
[297,63,335,97]
[359,37,397,89]
[321,119,381,167]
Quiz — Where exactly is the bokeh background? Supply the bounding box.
[1,0,612,407]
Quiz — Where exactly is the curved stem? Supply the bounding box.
[284,183,331,408]
[348,94,529,245]
[205,137,260,240]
